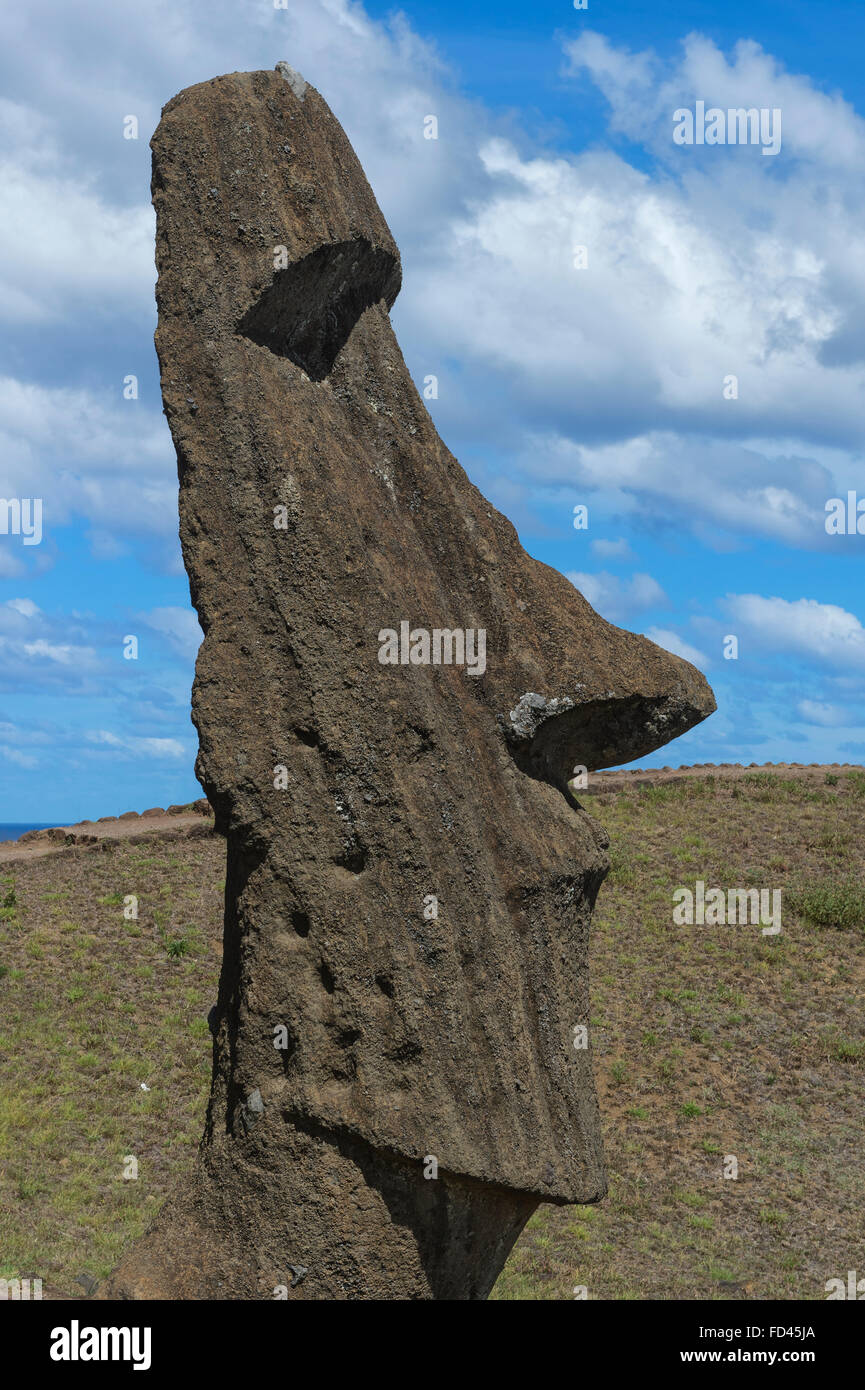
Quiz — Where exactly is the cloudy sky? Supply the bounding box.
[1,0,864,820]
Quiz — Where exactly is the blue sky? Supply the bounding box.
[1,0,864,822]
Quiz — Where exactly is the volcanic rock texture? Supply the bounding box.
[99,65,715,1300]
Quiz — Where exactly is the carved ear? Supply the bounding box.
[236,237,401,380]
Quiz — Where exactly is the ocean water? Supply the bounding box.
[0,823,53,842]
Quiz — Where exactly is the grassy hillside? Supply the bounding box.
[1,769,863,1299]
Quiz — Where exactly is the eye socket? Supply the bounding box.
[236,237,400,381]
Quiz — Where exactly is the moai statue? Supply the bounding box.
[98,65,714,1300]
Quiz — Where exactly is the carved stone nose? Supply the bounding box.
[505,683,713,791]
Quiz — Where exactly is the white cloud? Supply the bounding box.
[643,627,710,670]
[22,639,95,666]
[0,600,103,689]
[6,597,39,617]
[0,745,38,769]
[724,594,865,667]
[564,31,865,171]
[0,548,25,578]
[0,150,154,323]
[590,537,635,561]
[411,124,864,445]
[797,699,851,727]
[87,730,186,759]
[393,32,865,548]
[0,377,176,541]
[0,0,863,782]
[2,5,864,558]
[143,607,203,660]
[0,718,55,768]
[529,433,830,548]
[567,569,667,622]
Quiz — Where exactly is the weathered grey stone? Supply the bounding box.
[97,66,714,1302]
